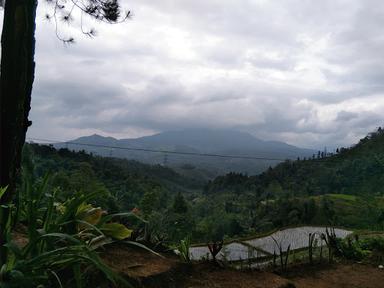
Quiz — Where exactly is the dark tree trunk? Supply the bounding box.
[0,0,37,262]
[0,0,37,200]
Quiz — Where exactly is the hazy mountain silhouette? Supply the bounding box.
[55,129,315,177]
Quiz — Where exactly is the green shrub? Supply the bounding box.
[335,236,384,262]
[337,238,369,261]
[360,237,384,263]
[360,237,384,252]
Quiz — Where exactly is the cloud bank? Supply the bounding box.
[9,0,384,149]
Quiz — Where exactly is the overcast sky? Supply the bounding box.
[5,0,384,149]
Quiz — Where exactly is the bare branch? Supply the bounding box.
[44,0,130,43]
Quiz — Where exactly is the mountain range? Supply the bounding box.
[53,129,315,177]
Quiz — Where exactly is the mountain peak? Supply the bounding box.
[74,134,117,144]
[58,129,315,176]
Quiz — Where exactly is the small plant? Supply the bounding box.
[322,227,340,263]
[271,236,290,272]
[308,233,315,264]
[220,246,230,267]
[207,240,223,263]
[273,250,277,268]
[177,237,191,263]
[308,232,320,264]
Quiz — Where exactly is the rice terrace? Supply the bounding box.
[189,226,352,263]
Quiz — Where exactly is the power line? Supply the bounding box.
[26,137,289,162]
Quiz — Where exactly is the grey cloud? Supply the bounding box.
[336,111,359,122]
[248,57,294,71]
[353,112,383,129]
[18,0,384,149]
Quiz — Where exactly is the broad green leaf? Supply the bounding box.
[101,223,132,240]
[76,202,105,229]
[82,207,104,226]
[98,212,147,225]
[0,186,8,200]
[88,235,113,250]
[76,202,93,217]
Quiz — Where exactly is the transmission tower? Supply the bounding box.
[163,153,168,166]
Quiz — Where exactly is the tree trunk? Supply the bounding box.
[0,0,37,262]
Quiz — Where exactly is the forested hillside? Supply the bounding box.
[206,127,384,197]
[26,128,384,244]
[199,128,384,238]
[25,143,204,212]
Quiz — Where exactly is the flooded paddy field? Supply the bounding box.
[189,226,352,263]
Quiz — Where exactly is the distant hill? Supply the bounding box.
[205,127,384,197]
[53,129,315,177]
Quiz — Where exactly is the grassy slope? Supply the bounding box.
[311,194,384,229]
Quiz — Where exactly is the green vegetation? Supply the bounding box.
[177,238,191,263]
[0,183,127,287]
[334,234,384,263]
[199,128,384,238]
[0,146,154,287]
[22,128,384,246]
[2,128,383,286]
[25,143,201,244]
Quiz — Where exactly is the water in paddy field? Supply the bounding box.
[189,226,352,265]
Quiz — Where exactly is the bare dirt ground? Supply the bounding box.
[180,262,384,288]
[179,263,292,288]
[102,244,179,279]
[101,245,384,287]
[285,262,384,288]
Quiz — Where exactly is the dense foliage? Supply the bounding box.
[24,143,201,244]
[206,128,384,197]
[27,143,203,211]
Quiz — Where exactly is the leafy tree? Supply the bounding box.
[140,190,159,217]
[172,192,188,214]
[302,198,317,223]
